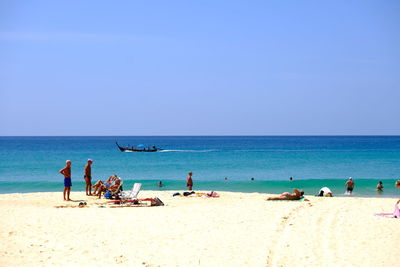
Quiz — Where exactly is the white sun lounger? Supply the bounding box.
[119,183,142,201]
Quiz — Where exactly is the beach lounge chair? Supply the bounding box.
[118,183,142,201]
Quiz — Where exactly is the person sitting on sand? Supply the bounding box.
[316,187,333,197]
[267,189,304,200]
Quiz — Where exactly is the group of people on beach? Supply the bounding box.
[58,158,193,201]
[59,159,94,201]
[59,159,123,201]
[60,159,400,203]
[344,177,396,195]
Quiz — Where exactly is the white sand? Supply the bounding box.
[0,191,399,267]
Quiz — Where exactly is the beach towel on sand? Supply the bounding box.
[267,196,306,201]
[375,203,400,218]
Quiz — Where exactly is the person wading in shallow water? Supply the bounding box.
[186,171,193,191]
[345,177,355,195]
[59,160,72,201]
[376,181,383,192]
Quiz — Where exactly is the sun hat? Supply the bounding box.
[88,159,93,162]
[349,177,352,180]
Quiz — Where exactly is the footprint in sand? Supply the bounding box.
[115,255,126,264]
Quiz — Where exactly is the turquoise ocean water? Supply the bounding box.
[0,136,399,197]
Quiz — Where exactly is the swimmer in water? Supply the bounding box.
[377,181,383,192]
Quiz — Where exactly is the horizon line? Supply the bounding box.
[1,134,400,137]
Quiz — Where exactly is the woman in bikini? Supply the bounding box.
[267,189,304,200]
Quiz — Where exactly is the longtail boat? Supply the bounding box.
[116,142,162,152]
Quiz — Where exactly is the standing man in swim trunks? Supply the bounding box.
[59,160,72,201]
[84,159,93,196]
[345,177,354,195]
[186,171,193,191]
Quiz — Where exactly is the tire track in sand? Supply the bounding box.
[265,203,305,267]
[266,200,345,267]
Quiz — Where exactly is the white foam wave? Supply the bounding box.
[160,149,218,153]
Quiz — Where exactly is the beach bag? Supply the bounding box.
[152,197,164,206]
[104,191,111,199]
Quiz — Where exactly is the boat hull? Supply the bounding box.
[116,142,161,152]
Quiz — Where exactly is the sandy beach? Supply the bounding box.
[0,191,399,267]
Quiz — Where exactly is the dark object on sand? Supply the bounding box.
[183,191,195,196]
[116,142,162,152]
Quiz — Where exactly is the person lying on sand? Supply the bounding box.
[267,189,304,200]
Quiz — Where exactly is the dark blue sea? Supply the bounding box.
[0,136,399,197]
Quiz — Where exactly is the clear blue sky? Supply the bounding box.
[1,0,399,135]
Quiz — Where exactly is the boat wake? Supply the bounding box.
[160,149,218,153]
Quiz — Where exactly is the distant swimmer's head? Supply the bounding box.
[66,160,71,165]
[349,177,352,180]
[88,159,93,162]
[379,181,382,184]
[396,180,400,188]
[188,171,193,175]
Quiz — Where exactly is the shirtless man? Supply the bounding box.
[267,189,304,200]
[376,181,383,192]
[345,177,355,194]
[59,160,72,201]
[186,172,193,191]
[84,159,93,196]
